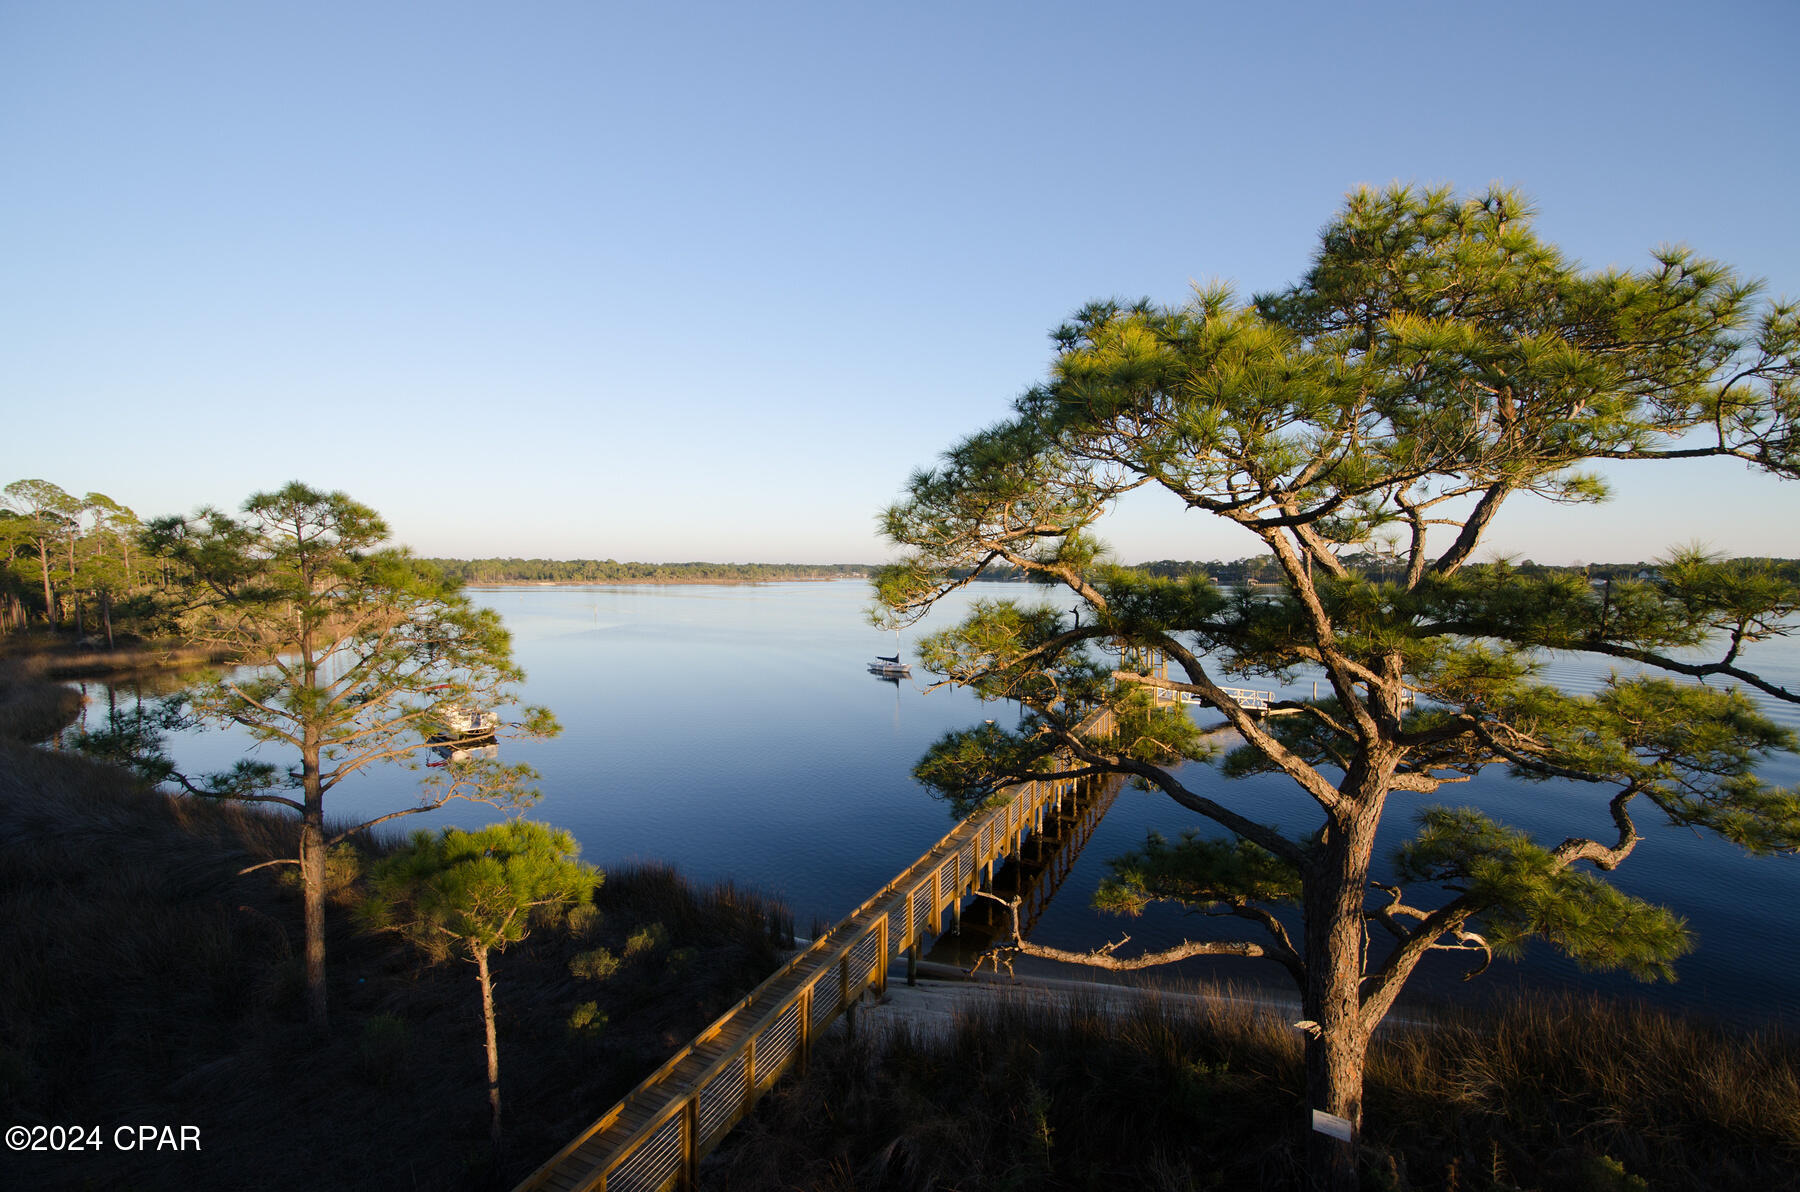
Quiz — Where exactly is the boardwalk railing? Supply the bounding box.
[1154,684,1273,710]
[1001,766,1125,944]
[513,705,1118,1192]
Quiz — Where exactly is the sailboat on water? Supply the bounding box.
[867,629,911,678]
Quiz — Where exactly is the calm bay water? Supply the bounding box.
[83,581,1800,1025]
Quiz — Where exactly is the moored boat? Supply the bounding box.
[867,653,911,677]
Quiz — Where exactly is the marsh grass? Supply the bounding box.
[0,664,84,743]
[712,984,1800,1191]
[1369,996,1800,1191]
[0,740,790,1191]
[0,636,238,745]
[1,637,236,679]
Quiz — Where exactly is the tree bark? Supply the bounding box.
[301,728,329,1034]
[38,542,53,626]
[476,945,502,1153]
[1300,788,1383,1192]
[67,533,82,636]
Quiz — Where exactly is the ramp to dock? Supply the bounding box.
[512,707,1117,1192]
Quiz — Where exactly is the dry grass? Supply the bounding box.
[712,983,1800,1191]
[0,740,791,1191]
[714,987,1309,1191]
[1370,995,1800,1191]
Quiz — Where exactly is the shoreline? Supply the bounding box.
[0,638,239,679]
[0,639,240,744]
[460,575,865,588]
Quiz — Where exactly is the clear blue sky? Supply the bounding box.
[4,1,1796,564]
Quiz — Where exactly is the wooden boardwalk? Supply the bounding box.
[511,706,1117,1192]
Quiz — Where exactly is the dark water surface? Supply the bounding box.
[82,581,1800,1025]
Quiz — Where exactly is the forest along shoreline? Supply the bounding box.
[422,559,872,586]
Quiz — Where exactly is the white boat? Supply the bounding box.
[867,653,911,678]
[437,703,499,737]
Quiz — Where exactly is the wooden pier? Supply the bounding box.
[511,705,1117,1192]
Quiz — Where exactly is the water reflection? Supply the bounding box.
[926,772,1126,969]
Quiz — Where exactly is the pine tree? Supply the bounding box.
[363,821,599,1152]
[144,482,558,1032]
[876,186,1800,1191]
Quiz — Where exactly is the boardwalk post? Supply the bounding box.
[743,1034,758,1118]
[877,915,890,995]
[799,984,813,1073]
[929,866,944,935]
[682,1098,699,1190]
[841,954,856,1039]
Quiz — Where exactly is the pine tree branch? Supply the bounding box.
[238,857,302,875]
[972,891,1275,971]
[1547,789,1643,871]
[1570,642,1799,705]
[1359,888,1487,1031]
[1137,636,1353,813]
[1432,480,1512,576]
[1256,527,1382,747]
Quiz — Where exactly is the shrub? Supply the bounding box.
[567,1001,608,1039]
[623,923,667,958]
[570,947,621,982]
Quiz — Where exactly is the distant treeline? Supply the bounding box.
[956,556,1800,585]
[420,555,1800,589]
[1134,556,1800,584]
[422,558,873,585]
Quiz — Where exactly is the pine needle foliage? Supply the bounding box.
[361,821,599,962]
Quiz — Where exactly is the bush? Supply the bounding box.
[570,947,621,982]
[567,1001,608,1039]
[623,922,668,958]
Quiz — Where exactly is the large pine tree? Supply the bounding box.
[875,186,1800,1191]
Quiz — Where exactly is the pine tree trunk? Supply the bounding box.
[39,546,53,626]
[301,732,329,1034]
[1300,795,1382,1192]
[67,536,81,636]
[476,945,503,1153]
